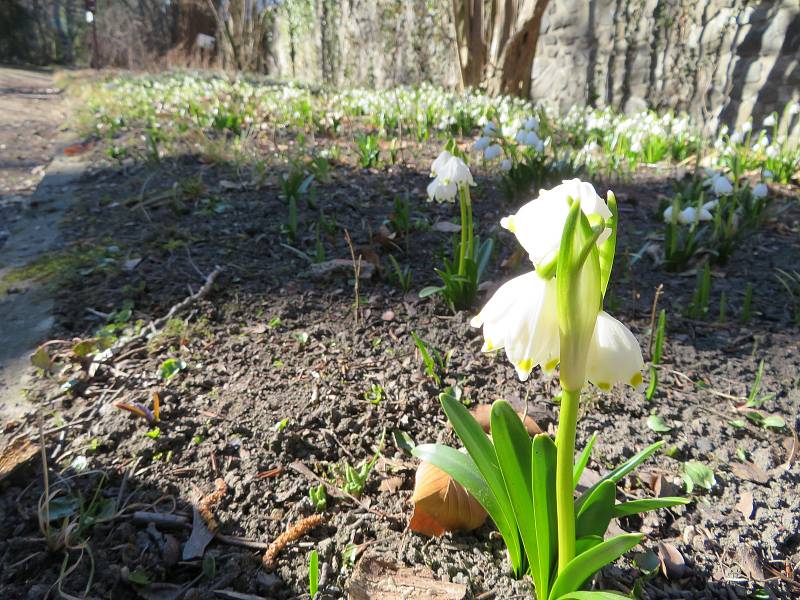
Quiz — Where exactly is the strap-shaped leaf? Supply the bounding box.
[490,401,539,588]
[612,497,689,518]
[573,433,598,489]
[555,592,632,600]
[575,480,616,539]
[548,533,643,600]
[575,535,602,556]
[439,393,523,575]
[576,441,664,512]
[599,191,618,298]
[531,434,558,596]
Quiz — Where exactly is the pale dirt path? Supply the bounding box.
[0,66,86,423]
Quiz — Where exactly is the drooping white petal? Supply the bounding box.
[500,159,512,171]
[484,144,503,160]
[438,155,475,187]
[427,176,457,202]
[470,273,560,381]
[585,311,644,391]
[752,182,768,199]
[501,179,612,266]
[678,206,712,224]
[431,151,452,177]
[473,137,491,152]
[663,206,675,223]
[702,199,718,211]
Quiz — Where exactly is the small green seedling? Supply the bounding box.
[689,263,712,319]
[682,460,716,493]
[410,331,450,387]
[646,309,666,401]
[387,255,413,293]
[364,383,384,405]
[309,483,327,511]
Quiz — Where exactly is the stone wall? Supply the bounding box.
[531,0,800,136]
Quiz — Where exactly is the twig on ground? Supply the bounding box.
[343,229,361,326]
[262,514,325,570]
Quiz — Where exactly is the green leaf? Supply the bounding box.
[645,366,658,401]
[309,549,319,597]
[531,434,558,595]
[762,415,785,429]
[548,534,643,600]
[575,535,603,556]
[392,429,416,455]
[490,400,539,590]
[573,433,597,489]
[646,414,672,433]
[682,461,715,493]
[158,357,187,380]
[575,480,616,539]
[47,495,81,521]
[412,443,521,574]
[599,191,618,298]
[612,497,689,518]
[438,394,524,576]
[418,285,444,298]
[576,441,664,512]
[651,309,666,364]
[555,592,632,600]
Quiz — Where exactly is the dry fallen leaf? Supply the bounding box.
[348,554,467,600]
[736,491,754,519]
[657,542,686,580]
[470,404,542,436]
[378,475,404,494]
[731,461,770,484]
[410,461,486,537]
[737,546,766,580]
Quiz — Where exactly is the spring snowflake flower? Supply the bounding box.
[523,117,539,131]
[752,182,768,198]
[469,273,560,381]
[473,137,491,152]
[789,102,800,116]
[471,180,644,388]
[427,151,474,203]
[500,159,512,171]
[484,144,503,160]
[763,114,776,128]
[663,205,713,224]
[501,179,612,267]
[704,172,733,195]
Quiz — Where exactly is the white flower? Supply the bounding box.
[752,182,768,198]
[741,121,752,133]
[427,152,474,203]
[484,144,503,160]
[702,199,719,211]
[663,206,713,224]
[473,137,491,152]
[500,159,512,171]
[763,114,776,127]
[470,273,559,381]
[483,122,498,136]
[427,178,457,202]
[523,117,539,131]
[523,130,544,151]
[763,169,774,179]
[788,102,800,116]
[501,179,612,266]
[585,312,645,390]
[431,151,452,177]
[704,173,733,195]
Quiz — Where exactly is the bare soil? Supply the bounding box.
[1,82,799,600]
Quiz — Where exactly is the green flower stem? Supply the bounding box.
[556,386,581,573]
[457,185,473,276]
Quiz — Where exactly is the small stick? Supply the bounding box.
[343,229,361,326]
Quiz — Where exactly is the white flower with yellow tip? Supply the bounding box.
[586,312,645,390]
[500,179,612,267]
[469,273,559,381]
[427,151,474,203]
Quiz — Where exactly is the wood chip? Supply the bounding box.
[347,554,467,600]
[736,491,754,519]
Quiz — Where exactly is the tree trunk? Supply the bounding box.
[453,0,551,97]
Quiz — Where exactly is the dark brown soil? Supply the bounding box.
[1,99,799,600]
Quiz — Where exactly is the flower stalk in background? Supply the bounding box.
[415,180,685,599]
[422,148,493,311]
